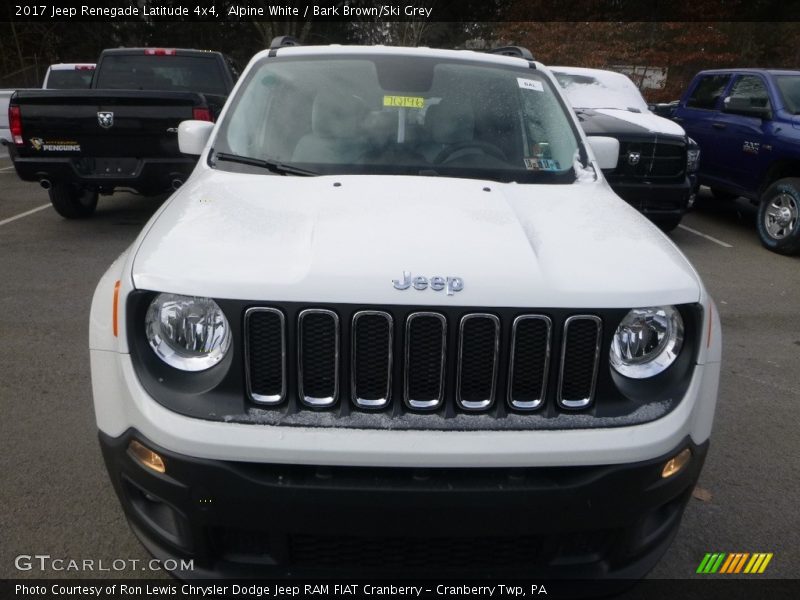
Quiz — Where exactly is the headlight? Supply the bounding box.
[145,293,231,371]
[686,138,700,172]
[610,306,683,378]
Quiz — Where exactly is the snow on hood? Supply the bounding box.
[552,67,687,136]
[593,108,686,136]
[131,171,701,309]
[552,66,650,112]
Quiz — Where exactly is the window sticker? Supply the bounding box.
[524,158,561,171]
[383,95,425,108]
[517,78,544,92]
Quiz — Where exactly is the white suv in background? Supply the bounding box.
[41,63,95,89]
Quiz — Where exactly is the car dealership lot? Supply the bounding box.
[1,161,798,579]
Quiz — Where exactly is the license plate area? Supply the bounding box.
[74,157,141,177]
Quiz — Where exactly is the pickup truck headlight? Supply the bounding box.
[610,306,683,378]
[145,293,231,371]
[686,138,700,173]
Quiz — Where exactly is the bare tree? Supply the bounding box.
[349,0,436,46]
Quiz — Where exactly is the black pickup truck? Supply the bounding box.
[6,48,237,218]
[553,67,700,231]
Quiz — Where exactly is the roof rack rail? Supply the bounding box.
[270,36,300,50]
[487,46,534,61]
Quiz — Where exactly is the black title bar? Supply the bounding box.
[5,0,800,22]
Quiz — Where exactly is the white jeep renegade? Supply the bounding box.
[89,43,722,579]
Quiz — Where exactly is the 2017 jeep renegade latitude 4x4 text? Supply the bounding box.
[90,45,722,579]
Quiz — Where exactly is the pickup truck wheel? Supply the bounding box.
[757,178,800,255]
[48,184,98,219]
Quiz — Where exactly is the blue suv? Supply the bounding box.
[673,69,800,254]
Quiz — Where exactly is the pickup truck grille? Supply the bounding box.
[611,140,686,182]
[244,306,603,417]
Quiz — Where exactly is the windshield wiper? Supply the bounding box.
[212,151,317,176]
[579,107,642,113]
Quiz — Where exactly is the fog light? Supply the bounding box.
[662,448,691,478]
[129,440,166,474]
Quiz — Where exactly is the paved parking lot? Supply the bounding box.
[1,148,798,580]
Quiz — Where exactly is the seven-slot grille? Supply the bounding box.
[245,308,604,415]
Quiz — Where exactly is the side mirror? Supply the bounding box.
[587,136,620,170]
[178,120,215,156]
[722,96,772,120]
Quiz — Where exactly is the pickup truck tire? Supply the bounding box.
[48,184,98,219]
[653,216,682,232]
[757,178,800,255]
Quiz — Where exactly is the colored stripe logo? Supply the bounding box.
[697,552,773,574]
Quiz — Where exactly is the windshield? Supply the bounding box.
[775,75,800,114]
[553,69,649,112]
[212,55,581,183]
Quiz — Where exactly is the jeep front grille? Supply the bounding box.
[457,314,500,410]
[244,307,605,416]
[351,311,393,409]
[245,308,286,405]
[558,316,602,409]
[405,312,447,409]
[298,309,339,407]
[508,315,552,410]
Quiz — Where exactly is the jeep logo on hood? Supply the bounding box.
[393,271,464,296]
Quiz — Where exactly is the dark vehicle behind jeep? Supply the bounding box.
[554,68,699,232]
[6,48,237,218]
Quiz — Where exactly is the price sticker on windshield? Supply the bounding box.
[383,95,425,109]
[517,78,544,92]
[524,158,561,171]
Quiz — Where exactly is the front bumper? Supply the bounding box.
[101,429,707,579]
[607,178,692,218]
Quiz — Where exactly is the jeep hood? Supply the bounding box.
[132,171,701,308]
